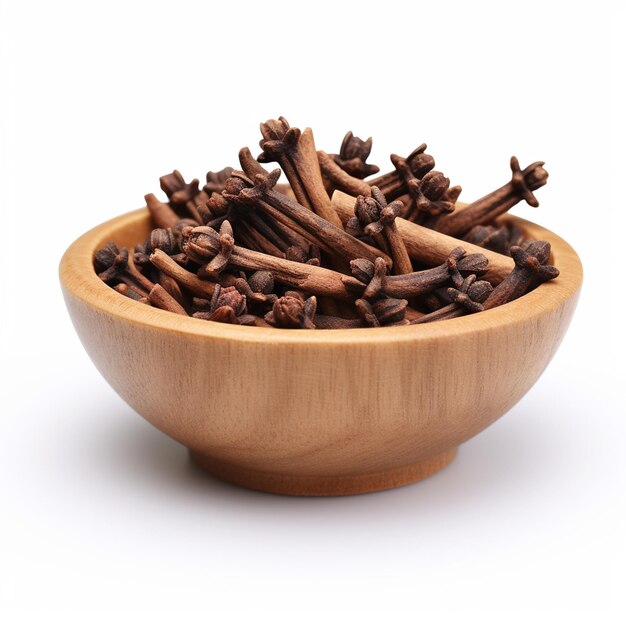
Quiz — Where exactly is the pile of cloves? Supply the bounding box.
[94,117,559,329]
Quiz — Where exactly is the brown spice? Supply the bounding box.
[95,120,557,330]
[221,169,390,267]
[404,170,462,225]
[182,222,366,301]
[313,298,409,329]
[150,249,217,299]
[482,240,559,310]
[192,284,255,325]
[430,157,548,236]
[331,189,515,285]
[350,248,488,300]
[96,244,154,294]
[332,131,379,178]
[346,186,413,275]
[265,293,317,329]
[258,117,342,227]
[412,275,493,324]
[204,167,235,195]
[368,144,436,201]
[148,283,188,316]
[144,193,180,229]
[318,150,373,197]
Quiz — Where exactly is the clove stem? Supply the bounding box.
[148,284,188,316]
[429,158,548,236]
[332,190,514,284]
[150,249,217,298]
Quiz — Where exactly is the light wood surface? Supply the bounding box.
[59,209,582,496]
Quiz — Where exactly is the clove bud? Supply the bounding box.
[94,119,559,330]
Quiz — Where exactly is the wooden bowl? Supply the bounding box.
[59,210,582,496]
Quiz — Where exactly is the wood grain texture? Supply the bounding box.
[59,209,582,496]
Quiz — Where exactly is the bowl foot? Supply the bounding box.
[189,447,458,496]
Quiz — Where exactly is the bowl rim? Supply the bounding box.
[59,208,583,346]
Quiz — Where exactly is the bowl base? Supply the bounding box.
[189,447,458,496]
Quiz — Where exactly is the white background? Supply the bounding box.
[1,1,625,623]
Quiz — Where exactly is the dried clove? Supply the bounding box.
[181,222,366,301]
[412,275,493,324]
[430,157,548,236]
[314,298,409,329]
[221,168,390,267]
[332,189,515,284]
[97,244,154,295]
[463,221,530,256]
[346,186,413,274]
[94,120,559,330]
[192,284,255,325]
[233,272,278,310]
[258,117,342,228]
[368,144,436,201]
[350,248,488,300]
[265,292,317,329]
[482,240,559,310]
[403,169,462,225]
[204,167,235,195]
[148,283,188,316]
[332,131,379,178]
[317,150,373,197]
[144,193,181,229]
[150,249,217,299]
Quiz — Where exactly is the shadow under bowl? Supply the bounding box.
[59,210,582,496]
